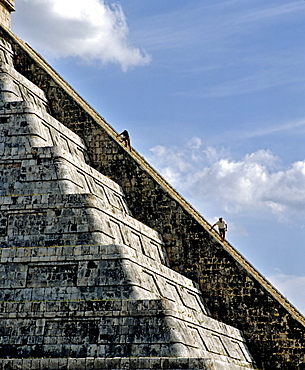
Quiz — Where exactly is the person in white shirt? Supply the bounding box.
[210,217,228,240]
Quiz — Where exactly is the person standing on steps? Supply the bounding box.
[210,217,228,240]
[116,130,131,151]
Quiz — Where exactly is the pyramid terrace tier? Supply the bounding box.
[0,297,254,368]
[0,193,168,265]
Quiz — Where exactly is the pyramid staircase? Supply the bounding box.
[0,33,257,370]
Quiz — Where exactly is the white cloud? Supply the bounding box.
[267,271,305,316]
[149,138,305,223]
[150,144,194,174]
[12,0,151,70]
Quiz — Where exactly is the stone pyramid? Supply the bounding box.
[0,1,305,369]
[0,11,255,370]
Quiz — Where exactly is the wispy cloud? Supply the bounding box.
[234,2,305,24]
[240,119,305,139]
[134,1,305,98]
[214,118,305,145]
[193,73,305,98]
[140,1,305,49]
[12,0,151,70]
[175,56,305,98]
[205,1,305,40]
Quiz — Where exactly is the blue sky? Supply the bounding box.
[12,0,305,314]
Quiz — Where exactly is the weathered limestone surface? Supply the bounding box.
[0,12,304,369]
[0,244,253,365]
[0,357,253,370]
[0,27,256,369]
[3,25,303,369]
[0,0,14,29]
[0,3,304,367]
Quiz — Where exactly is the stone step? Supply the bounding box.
[0,298,252,366]
[0,101,88,162]
[0,145,129,213]
[0,357,255,370]
[0,194,167,264]
[0,243,203,304]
